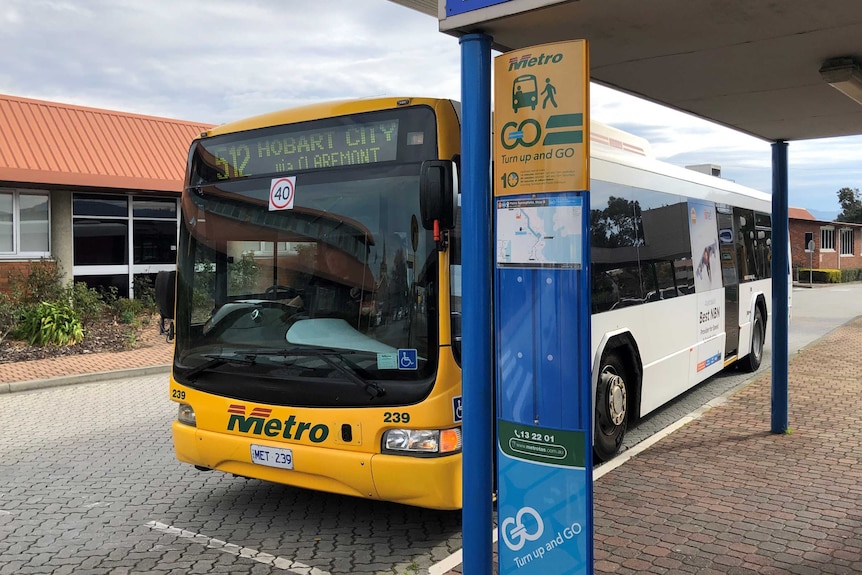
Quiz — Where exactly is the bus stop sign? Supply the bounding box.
[493,39,593,575]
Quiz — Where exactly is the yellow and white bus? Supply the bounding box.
[159,97,776,510]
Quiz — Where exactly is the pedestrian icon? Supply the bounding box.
[542,77,558,109]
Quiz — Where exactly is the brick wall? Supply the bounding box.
[789,219,862,275]
[0,260,57,295]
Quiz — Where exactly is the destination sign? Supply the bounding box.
[200,119,400,181]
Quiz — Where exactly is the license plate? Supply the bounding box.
[250,444,293,470]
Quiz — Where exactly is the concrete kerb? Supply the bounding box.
[0,364,171,394]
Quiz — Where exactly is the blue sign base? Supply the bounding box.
[494,190,593,575]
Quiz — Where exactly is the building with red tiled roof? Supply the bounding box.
[789,207,862,277]
[0,94,213,297]
[788,207,815,221]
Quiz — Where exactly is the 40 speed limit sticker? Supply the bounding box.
[269,176,296,211]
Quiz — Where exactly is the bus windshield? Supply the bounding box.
[174,157,438,408]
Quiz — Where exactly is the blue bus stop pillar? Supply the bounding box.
[771,140,789,433]
[460,32,494,575]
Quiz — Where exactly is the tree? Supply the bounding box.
[836,187,862,223]
[591,196,643,248]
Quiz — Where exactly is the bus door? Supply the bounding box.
[717,208,740,357]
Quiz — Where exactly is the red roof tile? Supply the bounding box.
[0,94,213,193]
[788,207,815,220]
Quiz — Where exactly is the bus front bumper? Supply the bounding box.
[172,422,462,510]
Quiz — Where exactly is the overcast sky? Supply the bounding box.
[2,0,860,218]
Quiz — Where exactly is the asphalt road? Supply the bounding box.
[1,283,860,575]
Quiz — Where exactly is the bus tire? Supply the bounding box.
[740,307,765,372]
[594,352,629,462]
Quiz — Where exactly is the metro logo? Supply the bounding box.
[508,52,563,71]
[226,404,330,443]
[228,404,271,417]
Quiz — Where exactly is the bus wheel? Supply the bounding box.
[740,307,765,372]
[594,353,628,462]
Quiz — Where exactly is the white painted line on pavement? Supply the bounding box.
[428,529,497,575]
[145,520,331,575]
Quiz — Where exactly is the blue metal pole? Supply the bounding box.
[771,140,789,433]
[460,32,494,575]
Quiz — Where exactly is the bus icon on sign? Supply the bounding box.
[512,74,538,112]
[397,349,418,370]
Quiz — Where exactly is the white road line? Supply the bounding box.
[145,521,331,575]
[428,529,497,575]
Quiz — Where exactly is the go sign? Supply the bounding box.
[493,39,588,196]
[501,119,541,149]
[269,176,296,211]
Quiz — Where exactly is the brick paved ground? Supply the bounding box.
[2,316,860,573]
[0,339,173,387]
[592,318,862,574]
[446,317,862,574]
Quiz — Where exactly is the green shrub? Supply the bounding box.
[0,291,22,344]
[7,259,64,305]
[840,268,862,282]
[66,281,107,326]
[133,275,157,314]
[112,297,145,323]
[799,268,841,283]
[14,301,83,346]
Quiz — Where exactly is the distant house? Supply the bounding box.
[0,94,213,297]
[789,207,862,277]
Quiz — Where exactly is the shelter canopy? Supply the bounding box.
[391,0,862,142]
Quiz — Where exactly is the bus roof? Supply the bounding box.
[204,97,455,138]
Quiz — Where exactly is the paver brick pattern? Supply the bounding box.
[2,316,861,573]
[593,317,862,574]
[0,341,173,384]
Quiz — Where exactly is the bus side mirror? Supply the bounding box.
[419,160,457,231]
[155,270,176,341]
[155,270,176,320]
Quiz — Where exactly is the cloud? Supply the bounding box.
[0,0,857,213]
[0,0,461,122]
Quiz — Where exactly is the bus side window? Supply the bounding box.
[648,260,677,301]
[592,269,620,313]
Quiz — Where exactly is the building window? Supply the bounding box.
[839,228,854,256]
[0,189,50,257]
[803,232,814,252]
[73,194,129,266]
[72,193,178,298]
[820,227,835,251]
[132,198,178,265]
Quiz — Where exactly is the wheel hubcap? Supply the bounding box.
[753,321,763,360]
[601,369,627,426]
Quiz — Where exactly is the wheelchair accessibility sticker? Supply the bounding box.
[397,349,418,370]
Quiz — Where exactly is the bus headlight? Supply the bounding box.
[382,428,461,455]
[177,403,196,427]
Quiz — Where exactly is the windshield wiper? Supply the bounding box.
[183,348,386,398]
[268,347,386,399]
[184,352,258,381]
